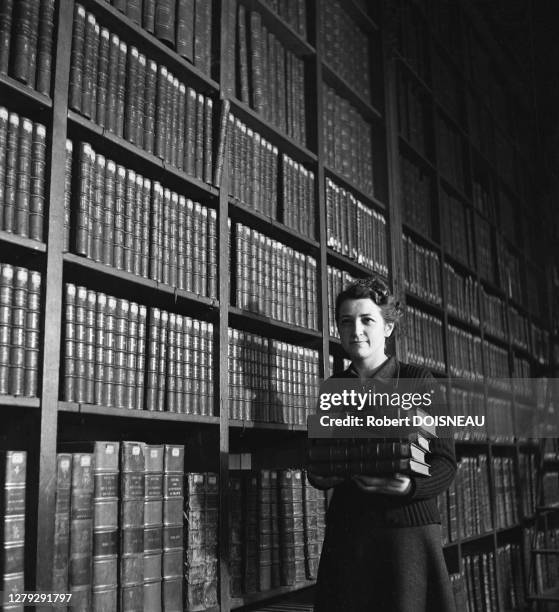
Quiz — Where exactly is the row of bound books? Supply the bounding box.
[447,325,483,380]
[307,437,432,479]
[224,113,316,239]
[518,451,537,518]
[543,471,559,507]
[480,287,507,341]
[512,356,532,398]
[400,154,433,238]
[231,1,306,145]
[104,0,212,76]
[403,235,442,306]
[484,341,510,390]
[232,223,318,329]
[493,456,518,529]
[439,478,458,545]
[320,0,372,103]
[404,306,445,372]
[532,323,549,365]
[444,264,480,326]
[65,141,218,299]
[461,551,498,612]
[0,264,41,398]
[440,188,475,269]
[326,265,357,338]
[62,285,214,414]
[0,450,26,608]
[260,0,307,40]
[0,0,54,95]
[229,469,327,596]
[486,397,513,442]
[0,108,46,243]
[496,543,526,612]
[455,454,492,539]
[509,306,530,352]
[52,443,193,612]
[530,526,559,594]
[472,179,497,223]
[322,82,374,196]
[397,68,429,157]
[69,6,214,183]
[326,178,388,275]
[228,327,320,424]
[436,115,465,193]
[449,388,485,442]
[397,2,428,82]
[496,235,524,306]
[474,213,495,284]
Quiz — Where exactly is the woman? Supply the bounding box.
[309,276,457,612]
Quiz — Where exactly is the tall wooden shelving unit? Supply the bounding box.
[0,0,557,610]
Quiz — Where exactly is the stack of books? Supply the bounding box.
[307,437,432,479]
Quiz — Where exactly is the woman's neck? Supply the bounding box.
[352,354,390,379]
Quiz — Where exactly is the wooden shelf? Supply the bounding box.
[404,291,444,315]
[0,73,52,115]
[324,165,385,211]
[345,0,380,33]
[228,97,317,164]
[0,396,41,410]
[321,61,382,123]
[241,0,315,57]
[446,311,481,335]
[82,0,220,93]
[229,420,307,432]
[58,401,220,424]
[399,135,437,173]
[439,174,472,210]
[229,200,320,254]
[231,581,316,609]
[228,307,322,344]
[326,248,383,279]
[63,253,219,314]
[481,329,509,349]
[395,54,432,95]
[67,111,219,201]
[442,252,477,280]
[402,224,440,252]
[0,231,47,255]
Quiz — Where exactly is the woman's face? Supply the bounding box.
[337,298,394,366]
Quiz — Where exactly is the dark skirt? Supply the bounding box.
[314,519,456,612]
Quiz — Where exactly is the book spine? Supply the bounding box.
[69,453,94,612]
[35,0,55,95]
[176,0,194,61]
[154,0,175,47]
[143,444,164,612]
[52,454,72,602]
[0,450,27,596]
[0,0,13,75]
[91,442,119,612]
[120,441,145,612]
[162,445,184,610]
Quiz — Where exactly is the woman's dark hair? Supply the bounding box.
[335,275,404,328]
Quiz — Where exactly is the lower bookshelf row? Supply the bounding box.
[2,441,559,610]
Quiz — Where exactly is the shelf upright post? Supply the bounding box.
[313,0,330,379]
[218,0,233,608]
[34,0,74,593]
[381,0,405,359]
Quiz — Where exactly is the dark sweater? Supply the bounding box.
[318,356,457,528]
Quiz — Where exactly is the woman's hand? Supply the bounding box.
[352,473,412,495]
[307,471,345,490]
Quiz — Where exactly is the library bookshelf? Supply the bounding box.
[0,0,557,610]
